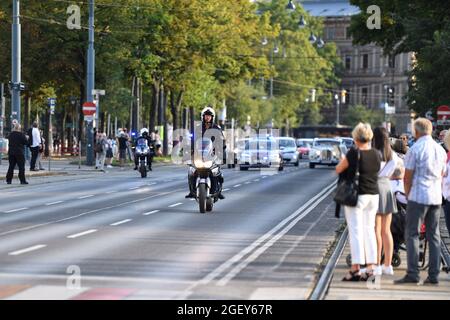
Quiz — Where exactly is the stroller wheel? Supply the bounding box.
[346,254,352,267]
[392,253,401,268]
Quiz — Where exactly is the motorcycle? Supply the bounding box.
[135,138,151,178]
[189,138,222,213]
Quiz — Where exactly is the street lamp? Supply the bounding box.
[308,32,317,44]
[298,16,307,29]
[286,0,296,11]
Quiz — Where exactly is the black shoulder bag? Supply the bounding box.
[334,149,360,207]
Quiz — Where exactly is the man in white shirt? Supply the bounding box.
[394,118,447,285]
[28,122,42,171]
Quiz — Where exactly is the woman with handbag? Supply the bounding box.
[335,123,381,281]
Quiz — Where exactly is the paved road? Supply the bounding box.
[0,162,339,300]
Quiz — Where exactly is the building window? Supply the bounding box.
[327,27,335,40]
[345,56,351,70]
[335,26,345,39]
[388,54,396,68]
[346,27,352,39]
[362,54,369,69]
[362,87,368,105]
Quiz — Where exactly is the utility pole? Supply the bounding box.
[11,0,22,124]
[86,0,95,166]
[335,94,340,126]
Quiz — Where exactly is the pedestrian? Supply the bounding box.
[94,132,107,171]
[36,131,45,170]
[394,118,447,285]
[6,122,29,185]
[441,130,450,242]
[373,127,398,276]
[117,130,128,167]
[336,123,380,281]
[105,135,114,168]
[27,121,42,171]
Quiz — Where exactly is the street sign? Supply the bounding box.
[82,102,96,115]
[437,105,450,120]
[48,97,56,115]
[425,110,434,120]
[385,105,395,114]
[84,115,94,122]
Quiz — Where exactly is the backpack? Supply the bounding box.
[27,128,33,146]
[94,140,104,153]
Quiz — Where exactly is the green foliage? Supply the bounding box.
[349,0,450,116]
[344,105,384,127]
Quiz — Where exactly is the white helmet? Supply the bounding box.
[140,128,149,136]
[201,106,215,123]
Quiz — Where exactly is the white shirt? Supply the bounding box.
[404,135,447,205]
[378,151,399,178]
[442,161,450,200]
[31,128,42,148]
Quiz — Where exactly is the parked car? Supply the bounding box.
[296,138,313,159]
[308,138,347,169]
[239,137,283,171]
[275,137,300,166]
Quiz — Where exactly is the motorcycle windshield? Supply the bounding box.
[137,138,148,147]
[195,138,214,162]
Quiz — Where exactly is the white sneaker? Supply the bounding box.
[107,165,113,168]
[373,265,383,276]
[382,265,394,275]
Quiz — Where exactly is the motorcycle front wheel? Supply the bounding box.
[198,184,207,213]
[140,164,147,178]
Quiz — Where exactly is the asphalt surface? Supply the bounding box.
[0,161,340,300]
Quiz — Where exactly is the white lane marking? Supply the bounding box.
[67,229,98,239]
[105,190,117,194]
[233,184,241,188]
[5,207,28,213]
[77,195,94,199]
[195,181,337,287]
[262,176,268,179]
[45,201,63,206]
[222,188,230,192]
[110,219,132,226]
[253,179,260,182]
[143,210,160,216]
[129,187,140,190]
[147,183,157,186]
[216,183,337,286]
[0,189,182,238]
[244,182,251,185]
[168,202,183,208]
[9,245,47,256]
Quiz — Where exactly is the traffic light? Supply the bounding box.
[388,87,395,106]
[341,89,347,104]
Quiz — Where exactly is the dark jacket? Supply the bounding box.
[7,131,29,156]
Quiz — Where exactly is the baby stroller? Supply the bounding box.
[345,191,426,268]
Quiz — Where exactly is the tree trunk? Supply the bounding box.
[149,78,159,132]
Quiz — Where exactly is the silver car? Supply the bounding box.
[239,137,283,171]
[308,138,347,169]
[275,137,300,166]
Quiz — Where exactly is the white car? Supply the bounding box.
[309,138,347,169]
[275,137,300,166]
[239,137,283,171]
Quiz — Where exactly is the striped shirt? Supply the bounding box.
[404,135,447,205]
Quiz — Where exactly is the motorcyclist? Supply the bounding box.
[133,128,159,171]
[185,106,226,200]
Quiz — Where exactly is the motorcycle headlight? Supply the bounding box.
[194,159,213,168]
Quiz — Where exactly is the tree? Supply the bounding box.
[344,105,384,127]
[349,0,450,116]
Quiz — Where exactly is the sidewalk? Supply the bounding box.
[325,214,450,300]
[0,155,177,184]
